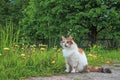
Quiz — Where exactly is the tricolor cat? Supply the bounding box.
[60,35,111,73]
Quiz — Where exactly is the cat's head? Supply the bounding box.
[60,35,75,49]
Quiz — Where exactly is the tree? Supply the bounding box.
[12,0,30,25]
[66,0,120,45]
[0,0,12,26]
[0,0,29,26]
[21,0,120,47]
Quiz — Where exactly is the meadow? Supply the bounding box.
[0,25,120,80]
[0,44,120,80]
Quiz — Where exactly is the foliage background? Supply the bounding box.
[0,0,120,48]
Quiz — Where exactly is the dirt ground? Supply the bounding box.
[26,65,120,80]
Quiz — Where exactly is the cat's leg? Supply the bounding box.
[71,67,76,73]
[65,60,70,73]
[71,62,78,73]
[65,63,70,72]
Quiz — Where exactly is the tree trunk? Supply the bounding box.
[88,26,97,46]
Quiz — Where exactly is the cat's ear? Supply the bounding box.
[69,35,73,40]
[62,36,66,40]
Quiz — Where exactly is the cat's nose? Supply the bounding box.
[65,44,68,47]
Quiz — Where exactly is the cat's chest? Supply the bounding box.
[62,49,79,58]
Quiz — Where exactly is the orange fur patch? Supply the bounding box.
[84,65,101,72]
[88,66,101,72]
[78,48,84,54]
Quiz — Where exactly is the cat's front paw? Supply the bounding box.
[65,69,70,73]
[71,69,76,73]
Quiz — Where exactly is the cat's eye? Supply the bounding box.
[66,41,69,43]
[67,41,72,44]
[67,41,70,43]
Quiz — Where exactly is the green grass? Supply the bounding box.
[0,47,65,80]
[0,46,120,80]
[88,49,120,66]
[0,23,120,80]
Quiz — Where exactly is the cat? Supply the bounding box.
[60,35,111,73]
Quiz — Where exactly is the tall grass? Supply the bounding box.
[0,23,120,80]
[0,22,20,53]
[0,46,65,80]
[87,45,120,66]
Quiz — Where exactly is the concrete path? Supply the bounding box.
[26,66,120,80]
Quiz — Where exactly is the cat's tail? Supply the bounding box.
[100,67,112,73]
[84,66,112,73]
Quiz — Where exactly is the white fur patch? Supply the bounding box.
[62,43,88,72]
